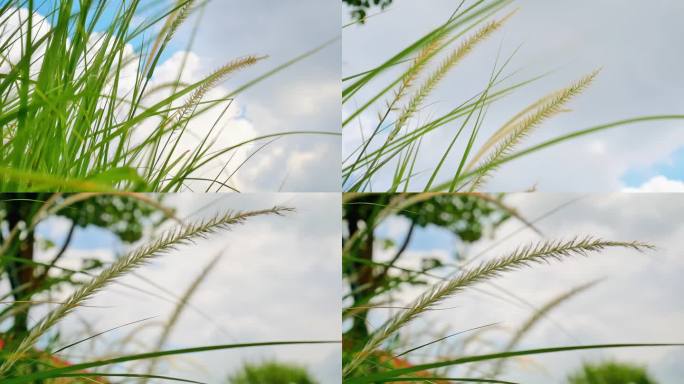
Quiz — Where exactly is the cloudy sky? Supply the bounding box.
[343,0,684,192]
[182,0,341,192]
[28,193,341,383]
[367,194,684,382]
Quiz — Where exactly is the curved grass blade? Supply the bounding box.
[344,343,684,384]
[1,340,342,384]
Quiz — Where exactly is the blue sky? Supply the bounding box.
[376,221,455,253]
[622,146,684,187]
[32,0,181,60]
[35,216,122,251]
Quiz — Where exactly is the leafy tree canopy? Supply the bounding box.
[343,0,394,22]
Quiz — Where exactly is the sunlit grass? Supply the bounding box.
[0,0,338,192]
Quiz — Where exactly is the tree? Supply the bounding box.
[0,193,166,340]
[343,0,394,22]
[228,361,317,384]
[342,193,512,355]
[567,361,659,384]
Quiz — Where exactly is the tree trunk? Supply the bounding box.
[5,193,37,336]
[345,203,375,346]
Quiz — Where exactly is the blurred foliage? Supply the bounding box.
[398,195,508,243]
[342,193,511,355]
[0,193,167,336]
[50,194,164,243]
[567,361,659,384]
[343,0,394,22]
[0,193,164,242]
[228,361,317,384]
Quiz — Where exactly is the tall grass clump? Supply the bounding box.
[342,0,684,192]
[0,0,336,192]
[342,193,682,383]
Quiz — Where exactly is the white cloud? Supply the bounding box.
[140,50,259,190]
[280,80,340,118]
[622,175,684,192]
[191,0,341,192]
[587,140,607,155]
[0,8,51,73]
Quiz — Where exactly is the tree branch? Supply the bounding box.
[376,220,416,284]
[33,222,76,290]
